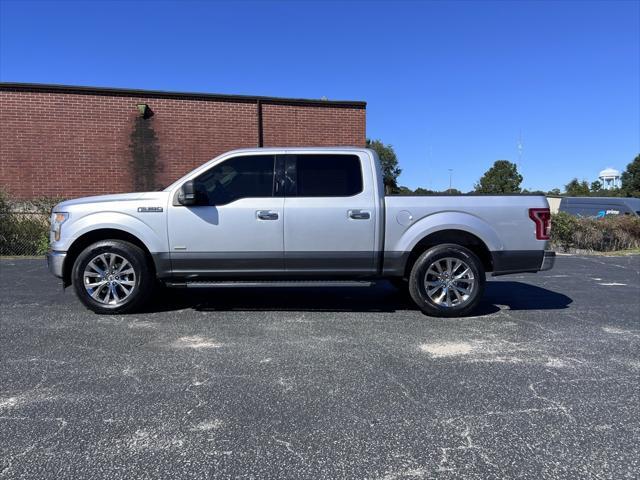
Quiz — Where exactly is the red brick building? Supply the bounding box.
[0,83,366,199]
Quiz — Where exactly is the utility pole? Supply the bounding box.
[517,131,523,170]
[448,168,453,193]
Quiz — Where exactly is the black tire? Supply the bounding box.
[408,243,485,317]
[72,240,154,314]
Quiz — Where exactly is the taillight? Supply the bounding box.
[529,208,551,240]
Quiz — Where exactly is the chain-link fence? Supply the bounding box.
[0,192,59,256]
[0,211,50,256]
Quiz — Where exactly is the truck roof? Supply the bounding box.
[221,147,371,155]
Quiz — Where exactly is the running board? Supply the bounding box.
[165,280,375,289]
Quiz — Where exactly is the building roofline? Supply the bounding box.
[0,82,366,108]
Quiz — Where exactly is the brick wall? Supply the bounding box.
[0,85,366,199]
[263,103,366,147]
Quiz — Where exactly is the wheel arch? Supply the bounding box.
[403,229,493,280]
[63,229,156,287]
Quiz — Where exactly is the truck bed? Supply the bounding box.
[383,194,550,275]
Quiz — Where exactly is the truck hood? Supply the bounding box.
[54,192,169,211]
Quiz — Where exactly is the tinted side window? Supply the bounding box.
[565,205,624,218]
[195,155,274,205]
[565,206,600,217]
[294,154,363,197]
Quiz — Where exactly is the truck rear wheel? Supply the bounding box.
[408,244,485,317]
[72,240,154,314]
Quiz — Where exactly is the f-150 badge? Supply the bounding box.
[137,207,163,213]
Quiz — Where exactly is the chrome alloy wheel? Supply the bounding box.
[424,257,475,308]
[83,253,136,305]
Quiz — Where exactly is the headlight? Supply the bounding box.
[51,212,69,242]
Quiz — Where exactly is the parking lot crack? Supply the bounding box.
[502,310,560,335]
[528,380,575,422]
[381,370,429,410]
[437,419,500,473]
[271,435,304,460]
[184,378,206,416]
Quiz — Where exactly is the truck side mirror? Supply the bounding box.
[178,180,198,206]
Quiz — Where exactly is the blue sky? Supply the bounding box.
[1,0,638,192]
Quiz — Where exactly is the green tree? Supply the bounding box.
[413,187,435,195]
[621,154,640,197]
[548,188,561,196]
[396,186,414,195]
[474,160,523,194]
[564,178,590,196]
[366,139,401,193]
[590,180,603,192]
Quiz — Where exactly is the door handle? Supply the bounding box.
[348,210,371,220]
[256,210,279,220]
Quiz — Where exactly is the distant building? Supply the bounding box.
[598,168,621,190]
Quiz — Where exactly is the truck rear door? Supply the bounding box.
[282,152,377,275]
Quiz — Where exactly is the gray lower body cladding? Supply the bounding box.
[383,250,553,277]
[153,250,554,280]
[155,251,377,279]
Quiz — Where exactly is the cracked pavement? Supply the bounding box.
[0,255,638,479]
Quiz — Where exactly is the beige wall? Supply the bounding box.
[547,197,561,214]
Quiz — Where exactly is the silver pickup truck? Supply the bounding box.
[47,147,554,316]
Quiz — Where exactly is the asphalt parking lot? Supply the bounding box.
[0,255,638,479]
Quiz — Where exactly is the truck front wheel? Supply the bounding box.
[408,244,485,317]
[72,240,154,314]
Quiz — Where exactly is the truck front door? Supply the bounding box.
[167,154,284,277]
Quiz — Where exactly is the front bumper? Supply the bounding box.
[540,250,556,271]
[46,250,66,278]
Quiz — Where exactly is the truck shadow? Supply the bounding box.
[146,281,572,315]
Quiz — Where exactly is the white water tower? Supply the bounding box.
[598,167,621,190]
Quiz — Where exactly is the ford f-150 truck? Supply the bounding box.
[47,147,554,316]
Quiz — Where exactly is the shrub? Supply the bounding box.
[0,191,63,256]
[551,212,640,252]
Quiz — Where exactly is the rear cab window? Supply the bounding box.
[285,154,363,197]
